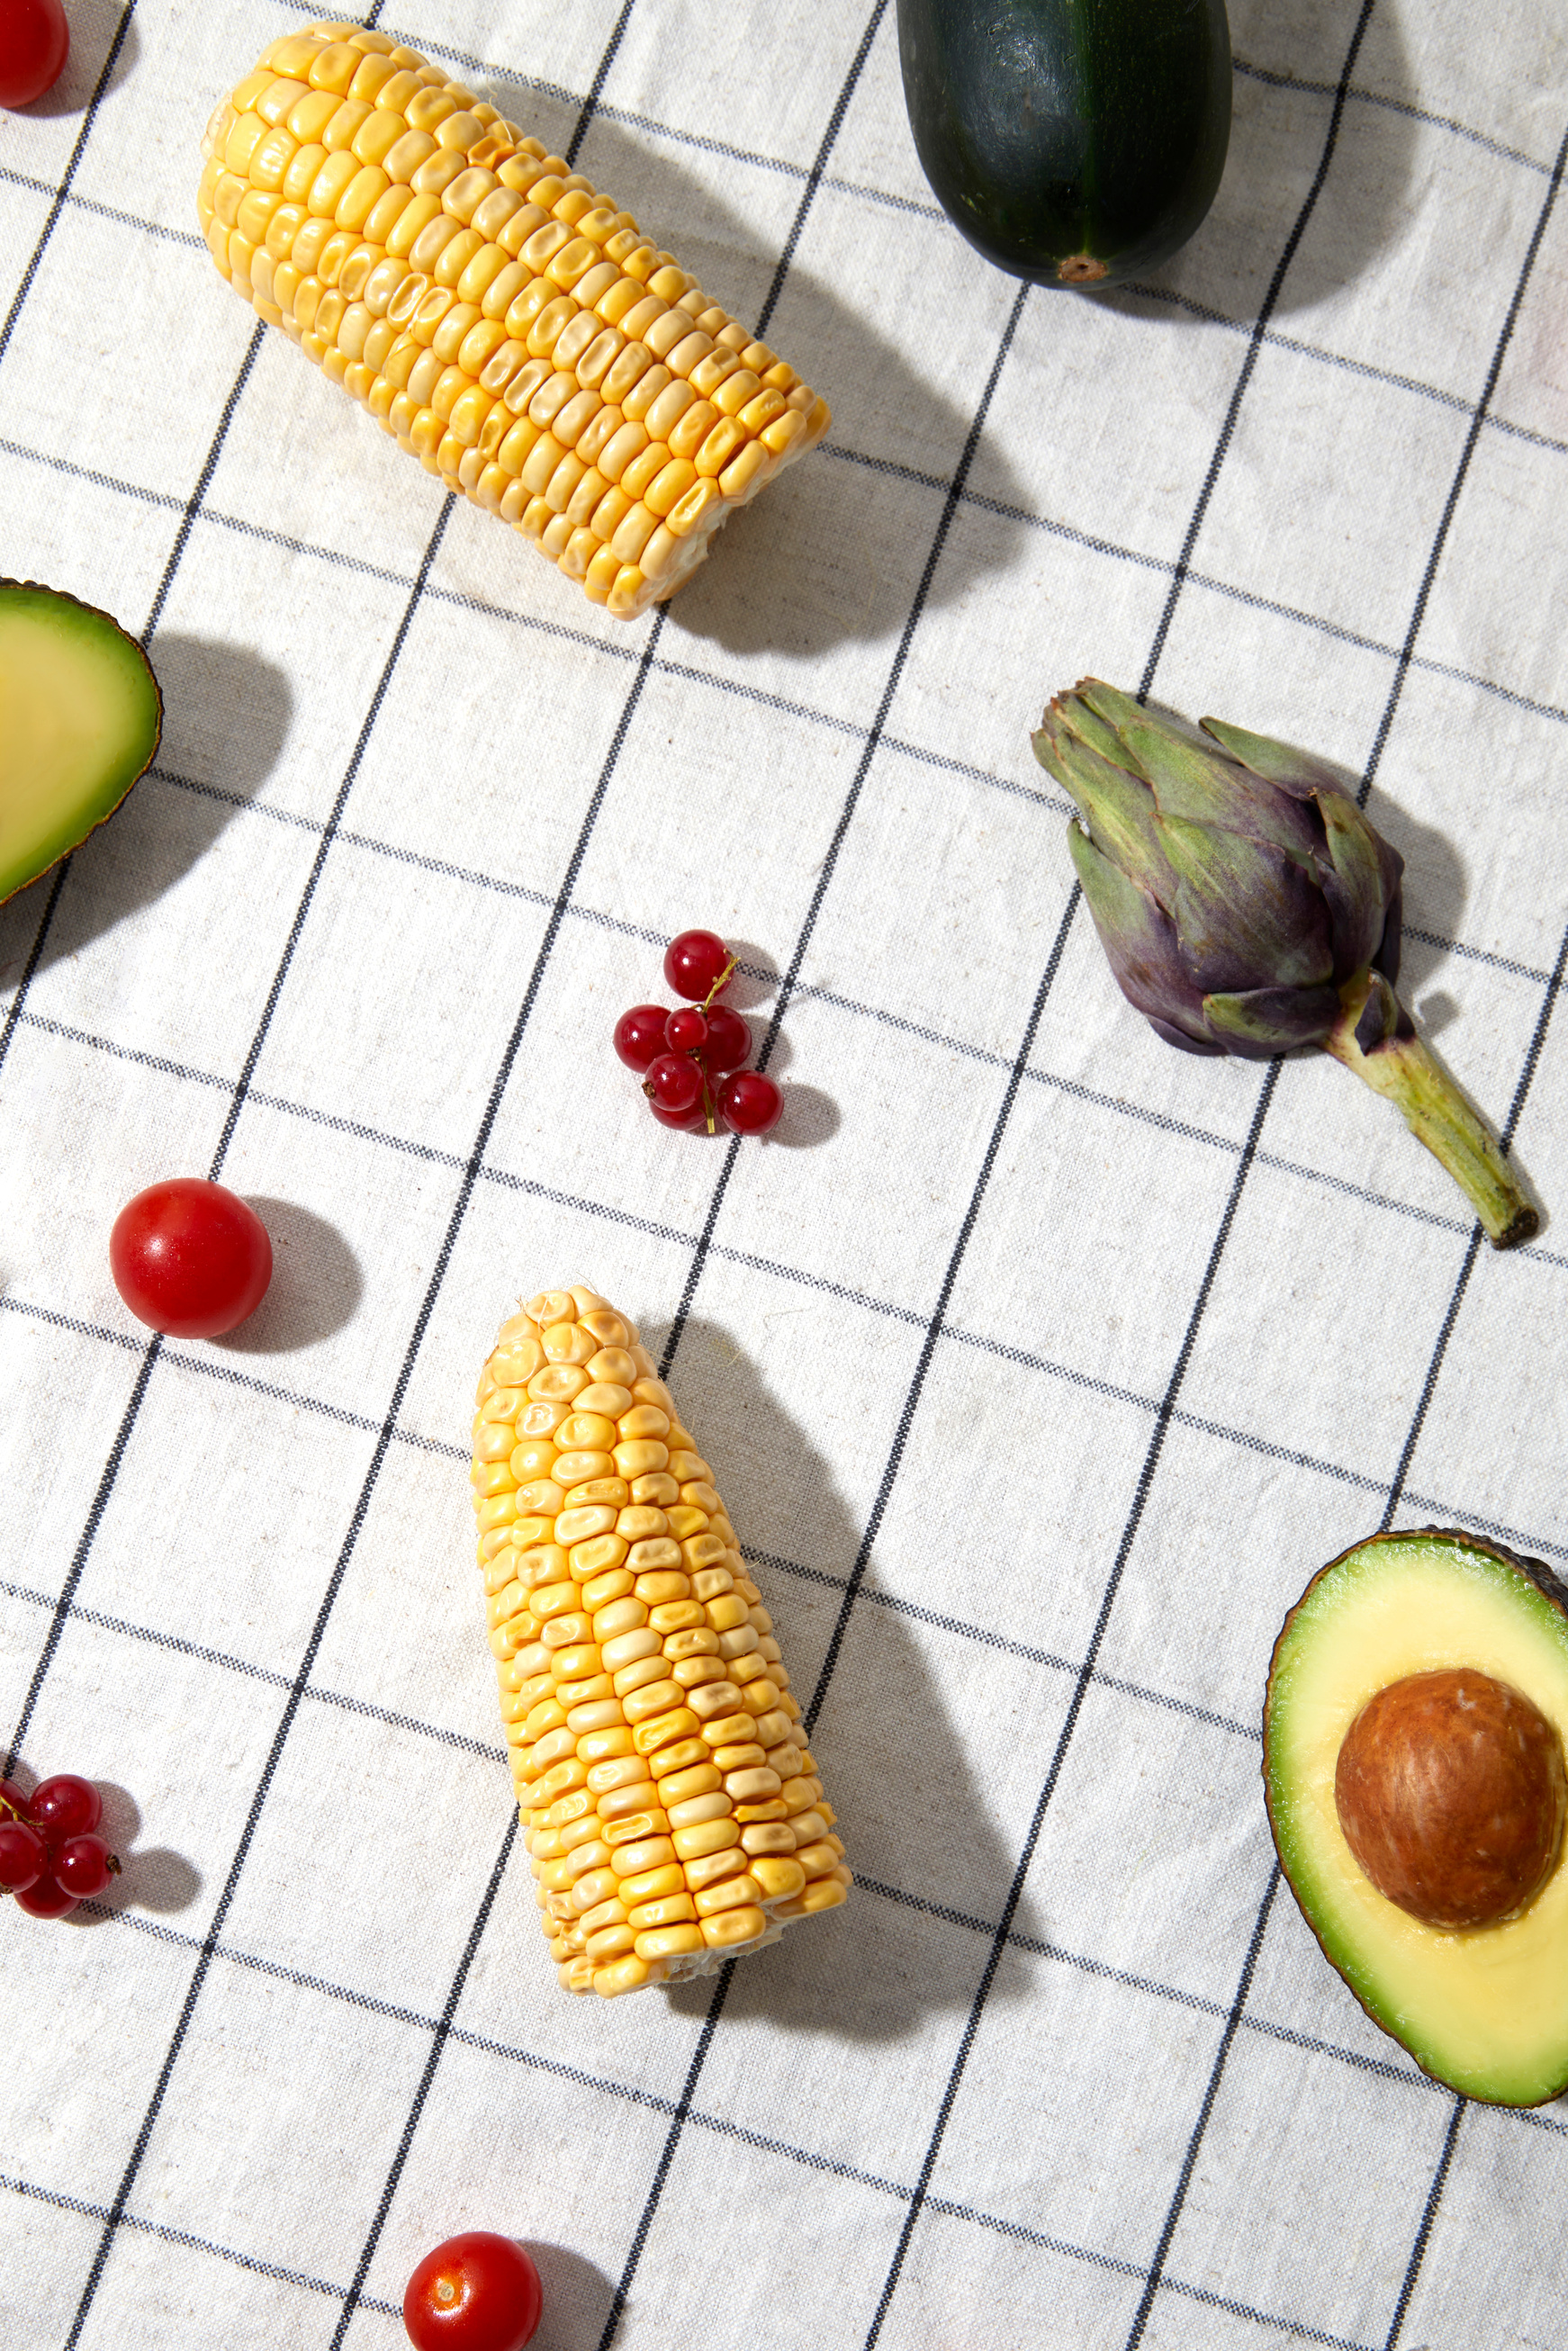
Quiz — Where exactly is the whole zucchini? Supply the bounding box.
[897,0,1231,285]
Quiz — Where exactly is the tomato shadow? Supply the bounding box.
[523,2243,618,2350]
[0,634,293,986]
[15,0,139,119]
[213,1198,364,1355]
[638,1314,1047,2045]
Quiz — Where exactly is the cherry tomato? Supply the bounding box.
[109,1178,273,1338]
[0,0,69,109]
[403,2233,542,2351]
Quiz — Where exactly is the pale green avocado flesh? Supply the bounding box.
[1266,1530,1568,2106]
[0,581,161,904]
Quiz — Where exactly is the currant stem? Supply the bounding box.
[700,956,736,1013]
[1325,971,1540,1248]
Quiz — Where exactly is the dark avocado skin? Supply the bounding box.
[897,0,1232,284]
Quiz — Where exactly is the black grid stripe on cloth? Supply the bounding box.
[5,1,1568,2345]
[51,575,672,2344]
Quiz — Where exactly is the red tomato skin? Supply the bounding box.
[109,1179,273,1338]
[402,2234,542,2351]
[0,0,69,109]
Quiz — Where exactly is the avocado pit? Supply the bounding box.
[1335,1667,1567,1930]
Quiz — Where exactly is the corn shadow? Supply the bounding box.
[1106,0,1417,325]
[479,84,1027,658]
[214,1197,364,1355]
[2,634,293,980]
[642,1314,1046,2044]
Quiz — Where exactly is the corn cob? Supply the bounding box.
[471,1284,851,1998]
[198,23,830,619]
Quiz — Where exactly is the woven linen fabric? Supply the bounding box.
[3,0,1567,2343]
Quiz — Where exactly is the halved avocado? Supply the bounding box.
[0,580,162,905]
[1265,1528,1568,2106]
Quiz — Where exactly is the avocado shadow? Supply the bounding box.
[640,1313,1046,2044]
[3,635,293,982]
[478,84,1028,658]
[1107,0,1417,324]
[214,1198,364,1355]
[23,0,140,118]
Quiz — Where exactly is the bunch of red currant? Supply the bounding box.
[0,1776,120,1917]
[615,929,783,1137]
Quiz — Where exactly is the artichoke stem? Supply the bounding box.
[1325,973,1539,1248]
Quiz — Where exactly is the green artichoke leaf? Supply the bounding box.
[1161,815,1335,992]
[1076,680,1150,743]
[1120,716,1322,870]
[1067,819,1210,1040]
[1199,716,1346,800]
[1203,984,1342,1057]
[1315,788,1401,979]
[1044,729,1166,891]
[1049,689,1127,771]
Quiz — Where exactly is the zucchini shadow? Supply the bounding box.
[479,84,1028,658]
[635,1313,1050,2044]
[1113,0,1419,322]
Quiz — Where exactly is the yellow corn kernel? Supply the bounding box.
[701,1905,768,1950]
[470,1284,848,1995]
[201,31,826,617]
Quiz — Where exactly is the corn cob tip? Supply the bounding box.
[471,1284,850,1998]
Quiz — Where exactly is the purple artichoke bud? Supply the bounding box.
[1033,681,1537,1248]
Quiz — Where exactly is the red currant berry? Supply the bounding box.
[14,1868,78,1919]
[55,1835,115,1899]
[0,1821,47,1893]
[648,1098,708,1130]
[28,1774,102,1843]
[614,1004,672,1073]
[664,1004,708,1055]
[663,930,733,1004]
[698,1005,751,1073]
[644,1053,705,1118]
[718,1071,783,1137]
[0,1779,27,1822]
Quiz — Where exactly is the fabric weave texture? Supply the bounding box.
[2,1,1566,2346]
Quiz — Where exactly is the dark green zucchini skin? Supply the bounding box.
[897,0,1232,285]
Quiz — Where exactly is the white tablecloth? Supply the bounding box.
[4,0,1567,2343]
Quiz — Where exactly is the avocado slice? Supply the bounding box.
[1265,1528,1568,2106]
[0,580,162,905]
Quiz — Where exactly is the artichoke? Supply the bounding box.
[1032,680,1538,1248]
